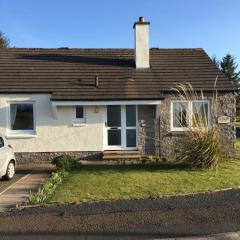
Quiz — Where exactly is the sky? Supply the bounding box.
[0,0,239,65]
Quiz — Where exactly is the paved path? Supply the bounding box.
[0,170,28,192]
[0,164,54,211]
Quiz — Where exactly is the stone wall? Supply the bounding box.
[138,105,156,155]
[215,93,236,158]
[16,151,102,164]
[158,92,236,161]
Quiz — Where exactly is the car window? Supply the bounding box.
[0,137,4,148]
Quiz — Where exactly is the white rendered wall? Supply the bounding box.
[0,94,104,152]
[134,24,150,68]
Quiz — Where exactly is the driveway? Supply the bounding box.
[0,169,29,193]
[0,164,54,211]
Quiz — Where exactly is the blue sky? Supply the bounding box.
[0,0,239,65]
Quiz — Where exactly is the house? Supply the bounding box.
[0,17,235,163]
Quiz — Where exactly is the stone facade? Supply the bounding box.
[158,92,236,161]
[138,105,156,155]
[16,151,102,164]
[215,92,236,158]
[15,93,236,163]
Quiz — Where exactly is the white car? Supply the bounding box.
[0,136,16,180]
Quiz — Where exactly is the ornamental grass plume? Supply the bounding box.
[172,81,222,169]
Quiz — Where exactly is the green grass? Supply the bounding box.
[49,161,240,204]
[236,139,240,150]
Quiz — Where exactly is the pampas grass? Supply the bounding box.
[172,82,222,169]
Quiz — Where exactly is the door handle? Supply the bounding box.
[110,127,118,130]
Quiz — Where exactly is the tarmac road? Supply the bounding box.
[0,189,240,239]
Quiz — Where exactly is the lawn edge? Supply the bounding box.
[14,185,240,212]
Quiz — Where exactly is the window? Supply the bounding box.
[75,106,85,121]
[9,103,35,134]
[0,137,4,148]
[192,101,209,127]
[172,102,188,128]
[171,100,210,131]
[126,105,137,147]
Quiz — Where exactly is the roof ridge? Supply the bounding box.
[150,48,203,51]
[0,48,134,51]
[0,47,203,51]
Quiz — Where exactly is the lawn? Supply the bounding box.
[236,139,240,150]
[49,160,240,204]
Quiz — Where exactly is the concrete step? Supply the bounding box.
[103,155,141,160]
[103,150,140,155]
[103,150,141,161]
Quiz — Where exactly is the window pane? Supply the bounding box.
[126,105,136,127]
[0,137,4,148]
[108,129,121,145]
[127,129,136,147]
[11,104,34,130]
[192,101,209,127]
[173,102,188,128]
[107,106,121,127]
[76,106,84,119]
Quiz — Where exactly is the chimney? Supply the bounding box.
[133,16,150,68]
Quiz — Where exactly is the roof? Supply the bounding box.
[0,48,234,101]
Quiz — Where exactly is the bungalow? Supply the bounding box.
[0,17,235,163]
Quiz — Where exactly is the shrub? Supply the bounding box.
[173,82,223,169]
[52,154,74,171]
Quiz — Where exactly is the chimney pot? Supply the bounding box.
[139,16,145,22]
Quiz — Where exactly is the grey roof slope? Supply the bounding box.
[0,48,234,100]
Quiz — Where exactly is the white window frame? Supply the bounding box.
[103,105,138,150]
[74,105,85,123]
[170,100,210,131]
[7,101,36,136]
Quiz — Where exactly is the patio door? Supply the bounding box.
[105,105,137,150]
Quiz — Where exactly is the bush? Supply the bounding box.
[29,155,74,205]
[52,154,74,171]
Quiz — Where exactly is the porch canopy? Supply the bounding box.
[51,100,161,119]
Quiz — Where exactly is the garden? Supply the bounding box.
[28,84,240,205]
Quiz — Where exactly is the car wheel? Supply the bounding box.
[4,161,15,180]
